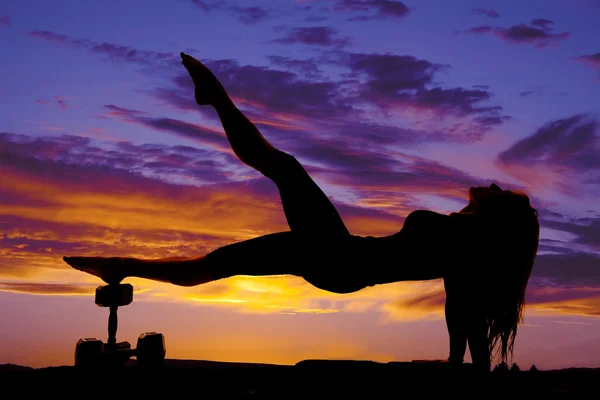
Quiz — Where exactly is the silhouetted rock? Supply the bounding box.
[0,364,34,372]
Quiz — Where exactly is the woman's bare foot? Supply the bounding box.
[180,52,228,107]
[63,256,135,284]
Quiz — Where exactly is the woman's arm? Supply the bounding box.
[444,278,491,371]
[445,293,467,364]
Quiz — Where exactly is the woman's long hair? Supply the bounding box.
[476,189,540,363]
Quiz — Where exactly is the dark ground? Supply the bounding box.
[1,359,598,398]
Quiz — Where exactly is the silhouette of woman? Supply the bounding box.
[64,52,540,371]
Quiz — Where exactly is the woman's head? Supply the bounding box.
[466,183,540,363]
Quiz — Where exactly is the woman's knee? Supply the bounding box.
[260,150,305,181]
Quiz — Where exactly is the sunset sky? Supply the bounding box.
[1,0,600,370]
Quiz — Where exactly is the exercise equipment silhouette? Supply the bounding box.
[74,284,166,367]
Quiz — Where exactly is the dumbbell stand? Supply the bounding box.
[107,305,119,348]
[75,284,166,367]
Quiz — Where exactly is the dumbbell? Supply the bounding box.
[74,283,167,367]
[75,333,166,368]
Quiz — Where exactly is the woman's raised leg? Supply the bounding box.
[181,52,349,238]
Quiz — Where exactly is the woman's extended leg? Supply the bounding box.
[64,231,366,293]
[181,52,349,237]
[65,232,304,286]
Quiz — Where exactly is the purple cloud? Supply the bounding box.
[273,26,351,48]
[267,55,324,77]
[0,131,232,186]
[190,0,217,12]
[497,114,599,171]
[146,49,508,148]
[496,114,600,193]
[573,52,600,71]
[54,96,68,110]
[27,27,508,144]
[463,25,493,34]
[338,52,509,132]
[35,96,69,110]
[27,30,177,68]
[190,1,271,25]
[100,105,233,156]
[97,102,486,212]
[518,86,545,98]
[0,16,11,26]
[232,6,270,24]
[170,59,356,121]
[539,214,600,252]
[458,19,570,48]
[530,252,600,288]
[333,0,411,21]
[519,90,536,97]
[531,18,554,30]
[472,8,499,19]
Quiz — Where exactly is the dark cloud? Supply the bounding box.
[272,26,351,48]
[190,0,218,12]
[525,284,600,317]
[28,27,507,144]
[463,26,493,34]
[472,8,500,19]
[539,215,600,252]
[0,16,11,26]
[27,30,177,68]
[0,130,232,187]
[388,251,600,318]
[518,86,545,98]
[305,14,328,23]
[300,141,481,199]
[531,252,600,288]
[496,114,600,178]
[190,1,271,25]
[458,19,570,48]
[171,59,356,121]
[152,50,506,148]
[267,55,324,77]
[99,103,482,211]
[338,52,509,133]
[36,96,69,110]
[232,6,270,25]
[530,18,554,29]
[573,52,600,71]
[333,0,411,21]
[519,90,536,97]
[101,104,233,154]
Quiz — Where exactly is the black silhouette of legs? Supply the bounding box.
[214,97,349,238]
[65,70,358,291]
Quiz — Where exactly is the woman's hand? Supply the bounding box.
[180,52,228,107]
